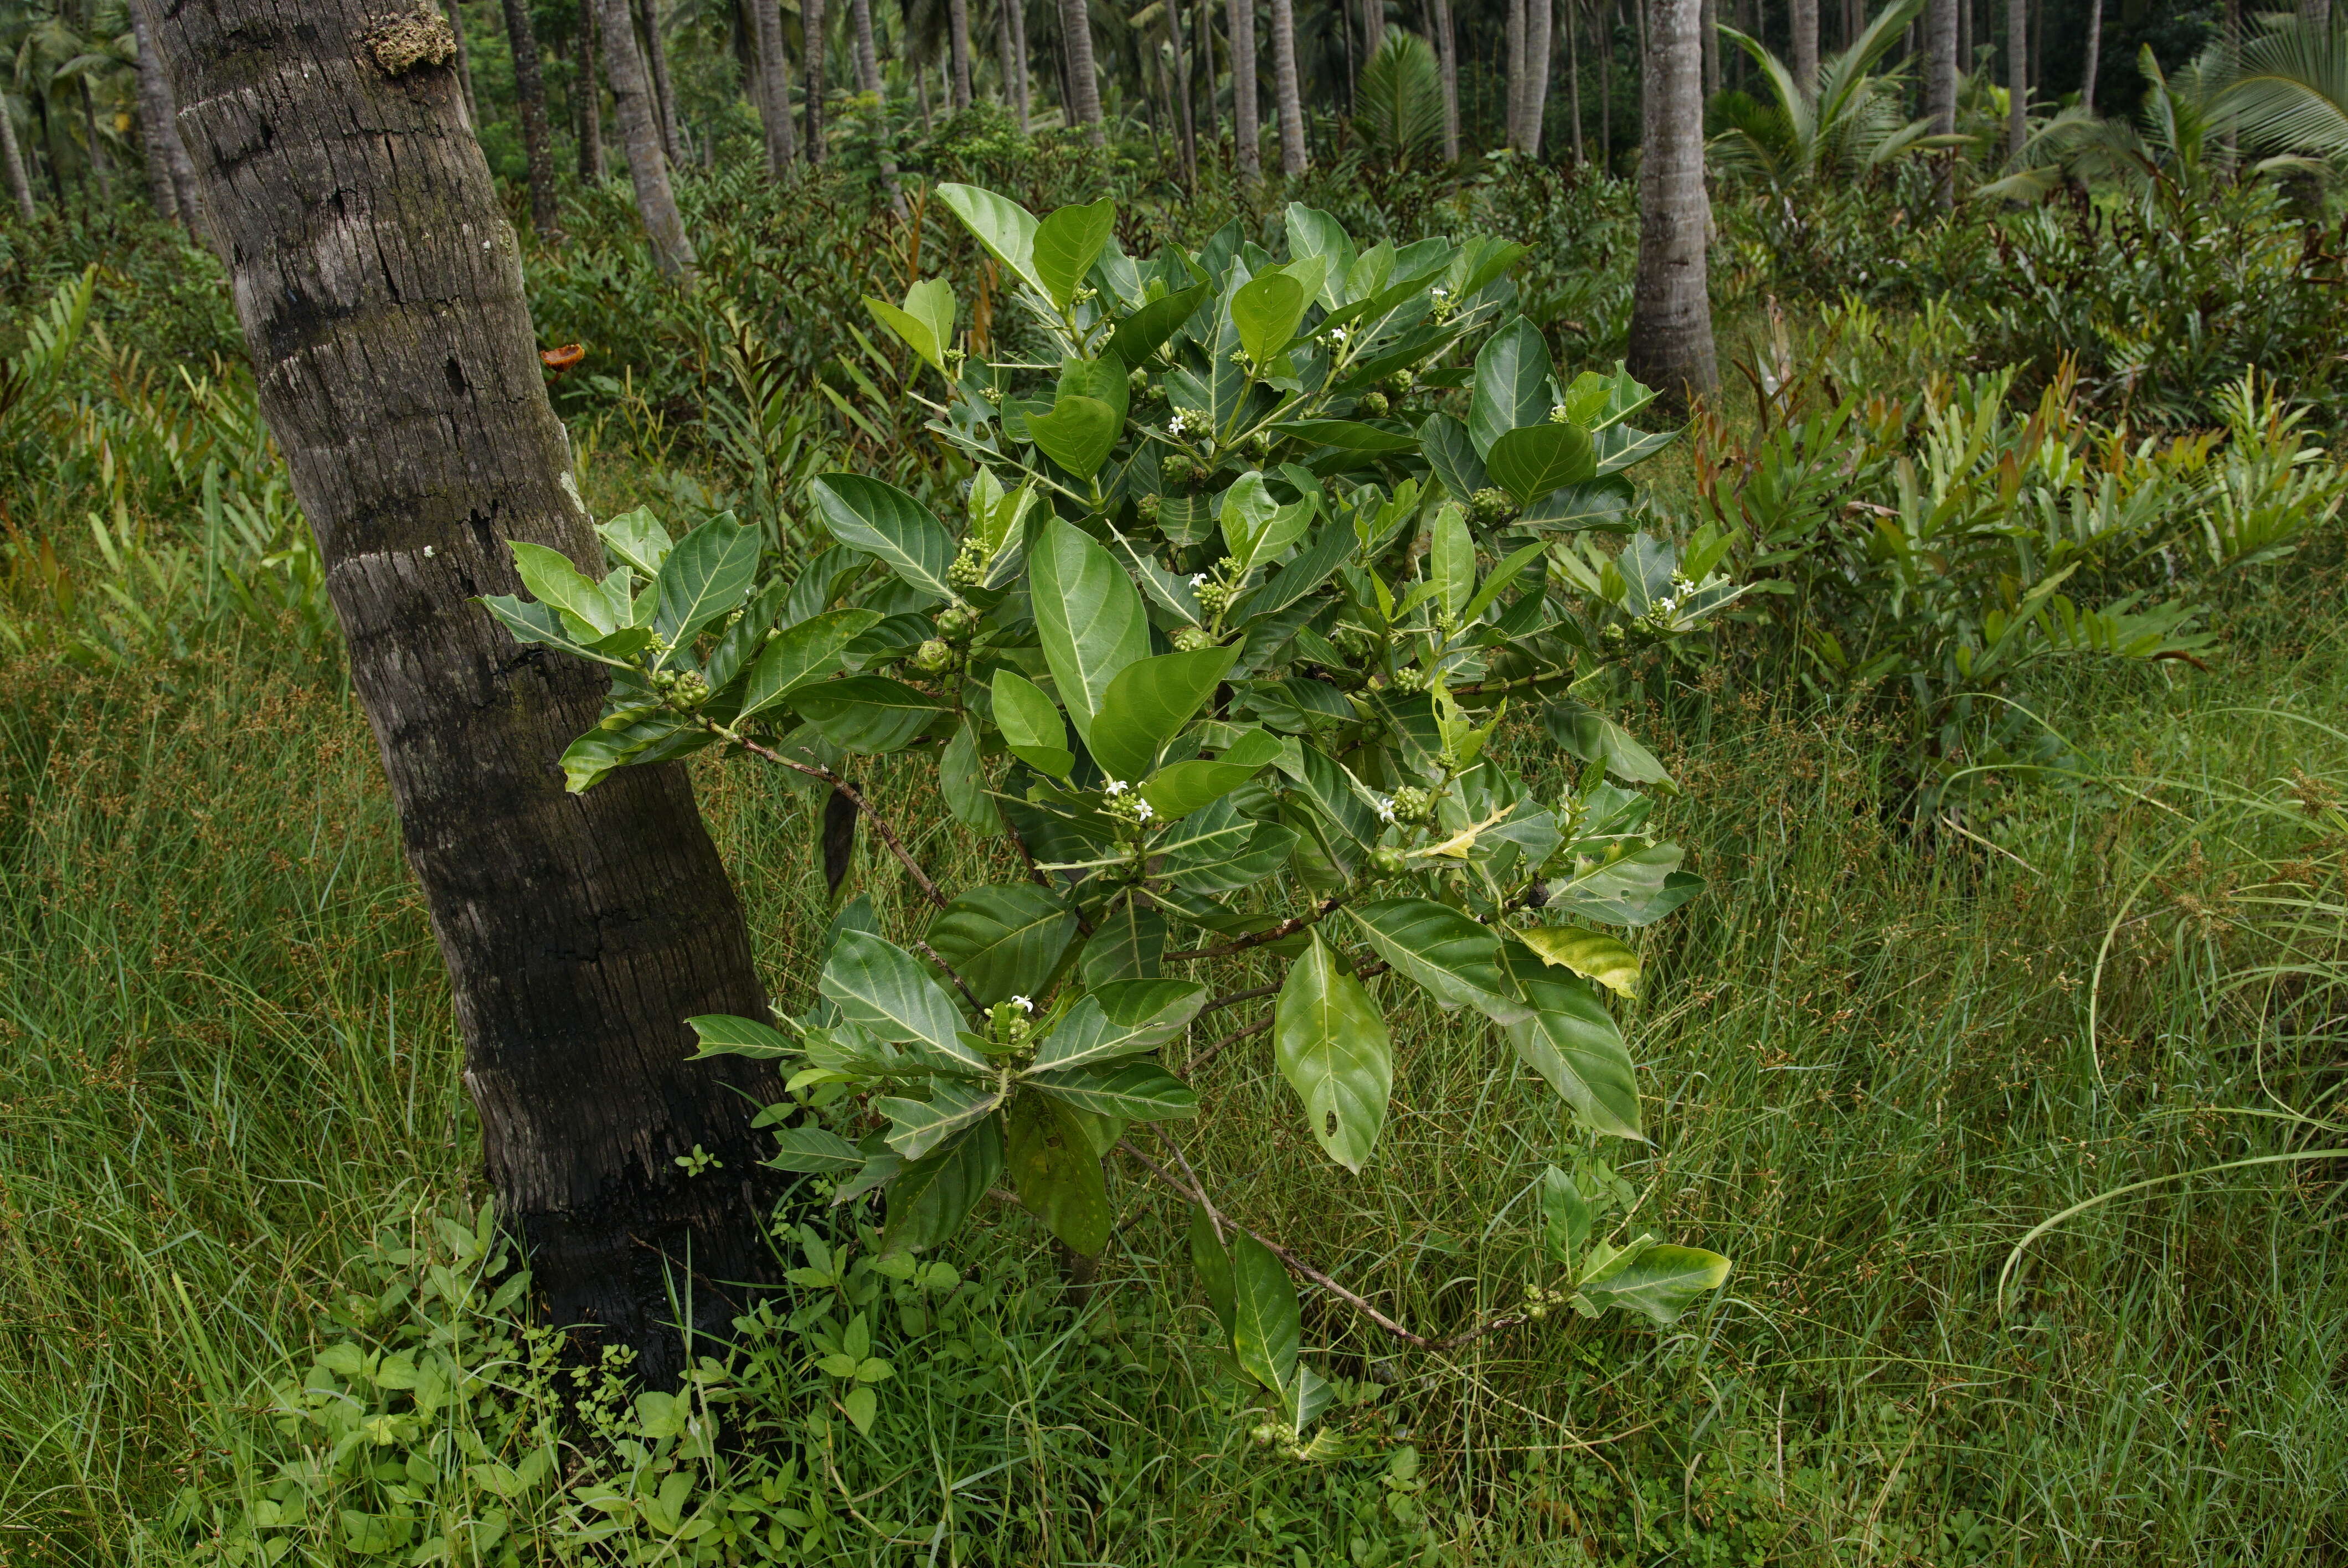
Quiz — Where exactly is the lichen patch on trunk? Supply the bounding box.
[365,12,457,76]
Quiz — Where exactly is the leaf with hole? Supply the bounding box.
[1273,931,1392,1172]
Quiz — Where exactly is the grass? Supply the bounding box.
[3,581,2343,1564]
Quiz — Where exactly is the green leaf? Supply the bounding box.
[864,276,955,373]
[1284,205,1358,309]
[1512,925,1641,998]
[685,1014,796,1058]
[1273,930,1393,1173]
[1005,1095,1111,1255]
[881,1119,1002,1255]
[738,607,884,721]
[1142,726,1287,819]
[511,541,627,636]
[1190,1207,1235,1337]
[1501,964,1644,1139]
[1089,646,1240,783]
[1156,795,1297,891]
[1459,540,1549,626]
[1429,503,1475,624]
[557,714,698,793]
[767,1126,865,1175]
[597,507,673,577]
[1108,281,1211,367]
[1058,352,1130,429]
[1273,419,1417,453]
[1468,316,1554,459]
[940,717,995,829]
[1029,518,1151,749]
[653,513,763,646]
[1231,271,1309,367]
[935,183,1043,296]
[1079,900,1165,983]
[876,1078,1003,1159]
[791,676,947,754]
[1543,844,1703,928]
[1542,703,1676,789]
[925,885,1077,1007]
[991,669,1076,777]
[1031,978,1209,1070]
[809,475,957,604]
[1228,1234,1300,1393]
[1579,1243,1731,1325]
[820,929,977,1064]
[1486,423,1597,506]
[1346,898,1528,1024]
[1033,198,1116,309]
[1540,1166,1593,1264]
[1026,395,1121,480]
[1029,1060,1199,1121]
[1220,471,1315,572]
[1291,744,1383,849]
[1418,412,1489,503]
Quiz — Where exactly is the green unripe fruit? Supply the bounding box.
[1136,493,1162,523]
[912,638,953,674]
[1371,845,1407,876]
[1170,625,1215,653]
[1359,391,1391,418]
[1388,785,1434,823]
[935,601,980,641]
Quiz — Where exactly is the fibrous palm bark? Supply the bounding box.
[131,6,202,227]
[1624,0,1716,410]
[138,0,783,1390]
[805,0,828,159]
[1229,0,1260,177]
[1269,0,1304,171]
[1790,0,1817,90]
[500,0,566,238]
[1060,0,1104,143]
[2005,0,2025,164]
[749,0,799,172]
[948,0,974,108]
[1925,0,1955,202]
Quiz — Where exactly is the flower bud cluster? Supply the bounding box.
[1386,784,1435,824]
[948,540,988,589]
[1101,778,1156,826]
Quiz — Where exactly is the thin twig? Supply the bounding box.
[911,939,986,1013]
[1162,897,1346,962]
[733,734,949,909]
[1202,983,1280,1014]
[1185,1015,1269,1076]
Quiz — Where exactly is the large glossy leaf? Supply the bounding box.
[1078,900,1166,983]
[1273,418,1417,453]
[1486,422,1597,506]
[1005,1095,1111,1255]
[1089,646,1240,783]
[791,676,947,754]
[991,669,1075,777]
[1579,1242,1731,1325]
[1501,962,1643,1138]
[1141,726,1286,819]
[1544,844,1703,927]
[1228,1234,1300,1393]
[766,1125,865,1174]
[1033,199,1115,309]
[684,1013,795,1058]
[1028,1060,1199,1121]
[1026,395,1121,480]
[1156,795,1298,891]
[1419,411,1489,502]
[809,476,956,604]
[1029,518,1151,749]
[820,929,978,1064]
[1221,471,1315,572]
[1274,931,1393,1172]
[1031,978,1209,1070]
[935,183,1043,296]
[598,507,673,577]
[940,717,993,829]
[1468,316,1554,459]
[1512,924,1641,998]
[653,513,762,646]
[1519,479,1635,533]
[1539,1165,1594,1263]
[1231,271,1309,367]
[1284,204,1358,308]
[925,885,1077,1007]
[1291,744,1383,849]
[557,714,700,792]
[881,1119,1002,1256]
[1191,1207,1235,1335]
[876,1078,1003,1159]
[1542,703,1675,788]
[511,541,628,636]
[738,608,884,720]
[1346,898,1528,1023]
[863,277,955,373]
[1429,503,1475,624]
[1108,281,1211,367]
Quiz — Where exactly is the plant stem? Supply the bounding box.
[729,733,950,909]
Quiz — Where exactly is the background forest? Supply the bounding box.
[2,0,2346,1564]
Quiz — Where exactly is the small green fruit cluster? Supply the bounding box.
[1387,784,1435,824]
[910,638,954,674]
[652,667,711,709]
[1470,487,1518,526]
[1170,625,1216,652]
[948,541,987,589]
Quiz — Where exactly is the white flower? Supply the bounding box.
[1376,798,1397,823]
[1167,409,1192,435]
[1190,572,1209,586]
[1329,326,1350,344]
[1430,285,1450,299]
[1104,779,1128,796]
[1010,995,1033,1012]
[1134,800,1154,820]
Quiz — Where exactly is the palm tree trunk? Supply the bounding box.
[949,0,974,107]
[1599,0,1612,168]
[1433,0,1461,161]
[578,0,607,178]
[1170,0,1197,182]
[749,0,799,171]
[599,0,697,276]
[805,0,828,160]
[1926,0,1955,203]
[2301,0,2330,35]
[1564,0,1582,161]
[637,0,687,164]
[1229,0,1260,176]
[2005,0,2024,164]
[501,0,567,238]
[1526,0,1552,157]
[1269,0,1305,170]
[1362,0,1384,60]
[848,0,908,204]
[0,96,34,224]
[82,84,115,207]
[132,6,202,226]
[1700,0,1716,96]
[1059,0,1105,143]
[1624,0,1714,410]
[1506,0,1527,148]
[2080,0,2101,113]
[442,0,480,121]
[142,0,782,1392]
[1790,0,1817,93]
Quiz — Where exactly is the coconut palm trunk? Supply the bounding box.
[139,0,784,1391]
[848,0,908,204]
[1269,0,1304,171]
[1790,0,1816,91]
[1925,0,1955,202]
[1229,0,1260,176]
[1525,0,1553,155]
[441,0,479,119]
[1168,0,1197,180]
[1432,0,1460,159]
[500,0,567,238]
[948,0,974,107]
[1624,0,1716,409]
[805,0,828,161]
[131,7,202,226]
[2081,0,2102,113]
[1507,0,1527,147]
[634,0,687,164]
[2005,0,2024,164]
[0,96,32,223]
[749,0,799,171]
[1059,0,1105,142]
[598,0,697,276]
[578,0,607,178]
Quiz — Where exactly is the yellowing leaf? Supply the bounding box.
[1512,924,1641,998]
